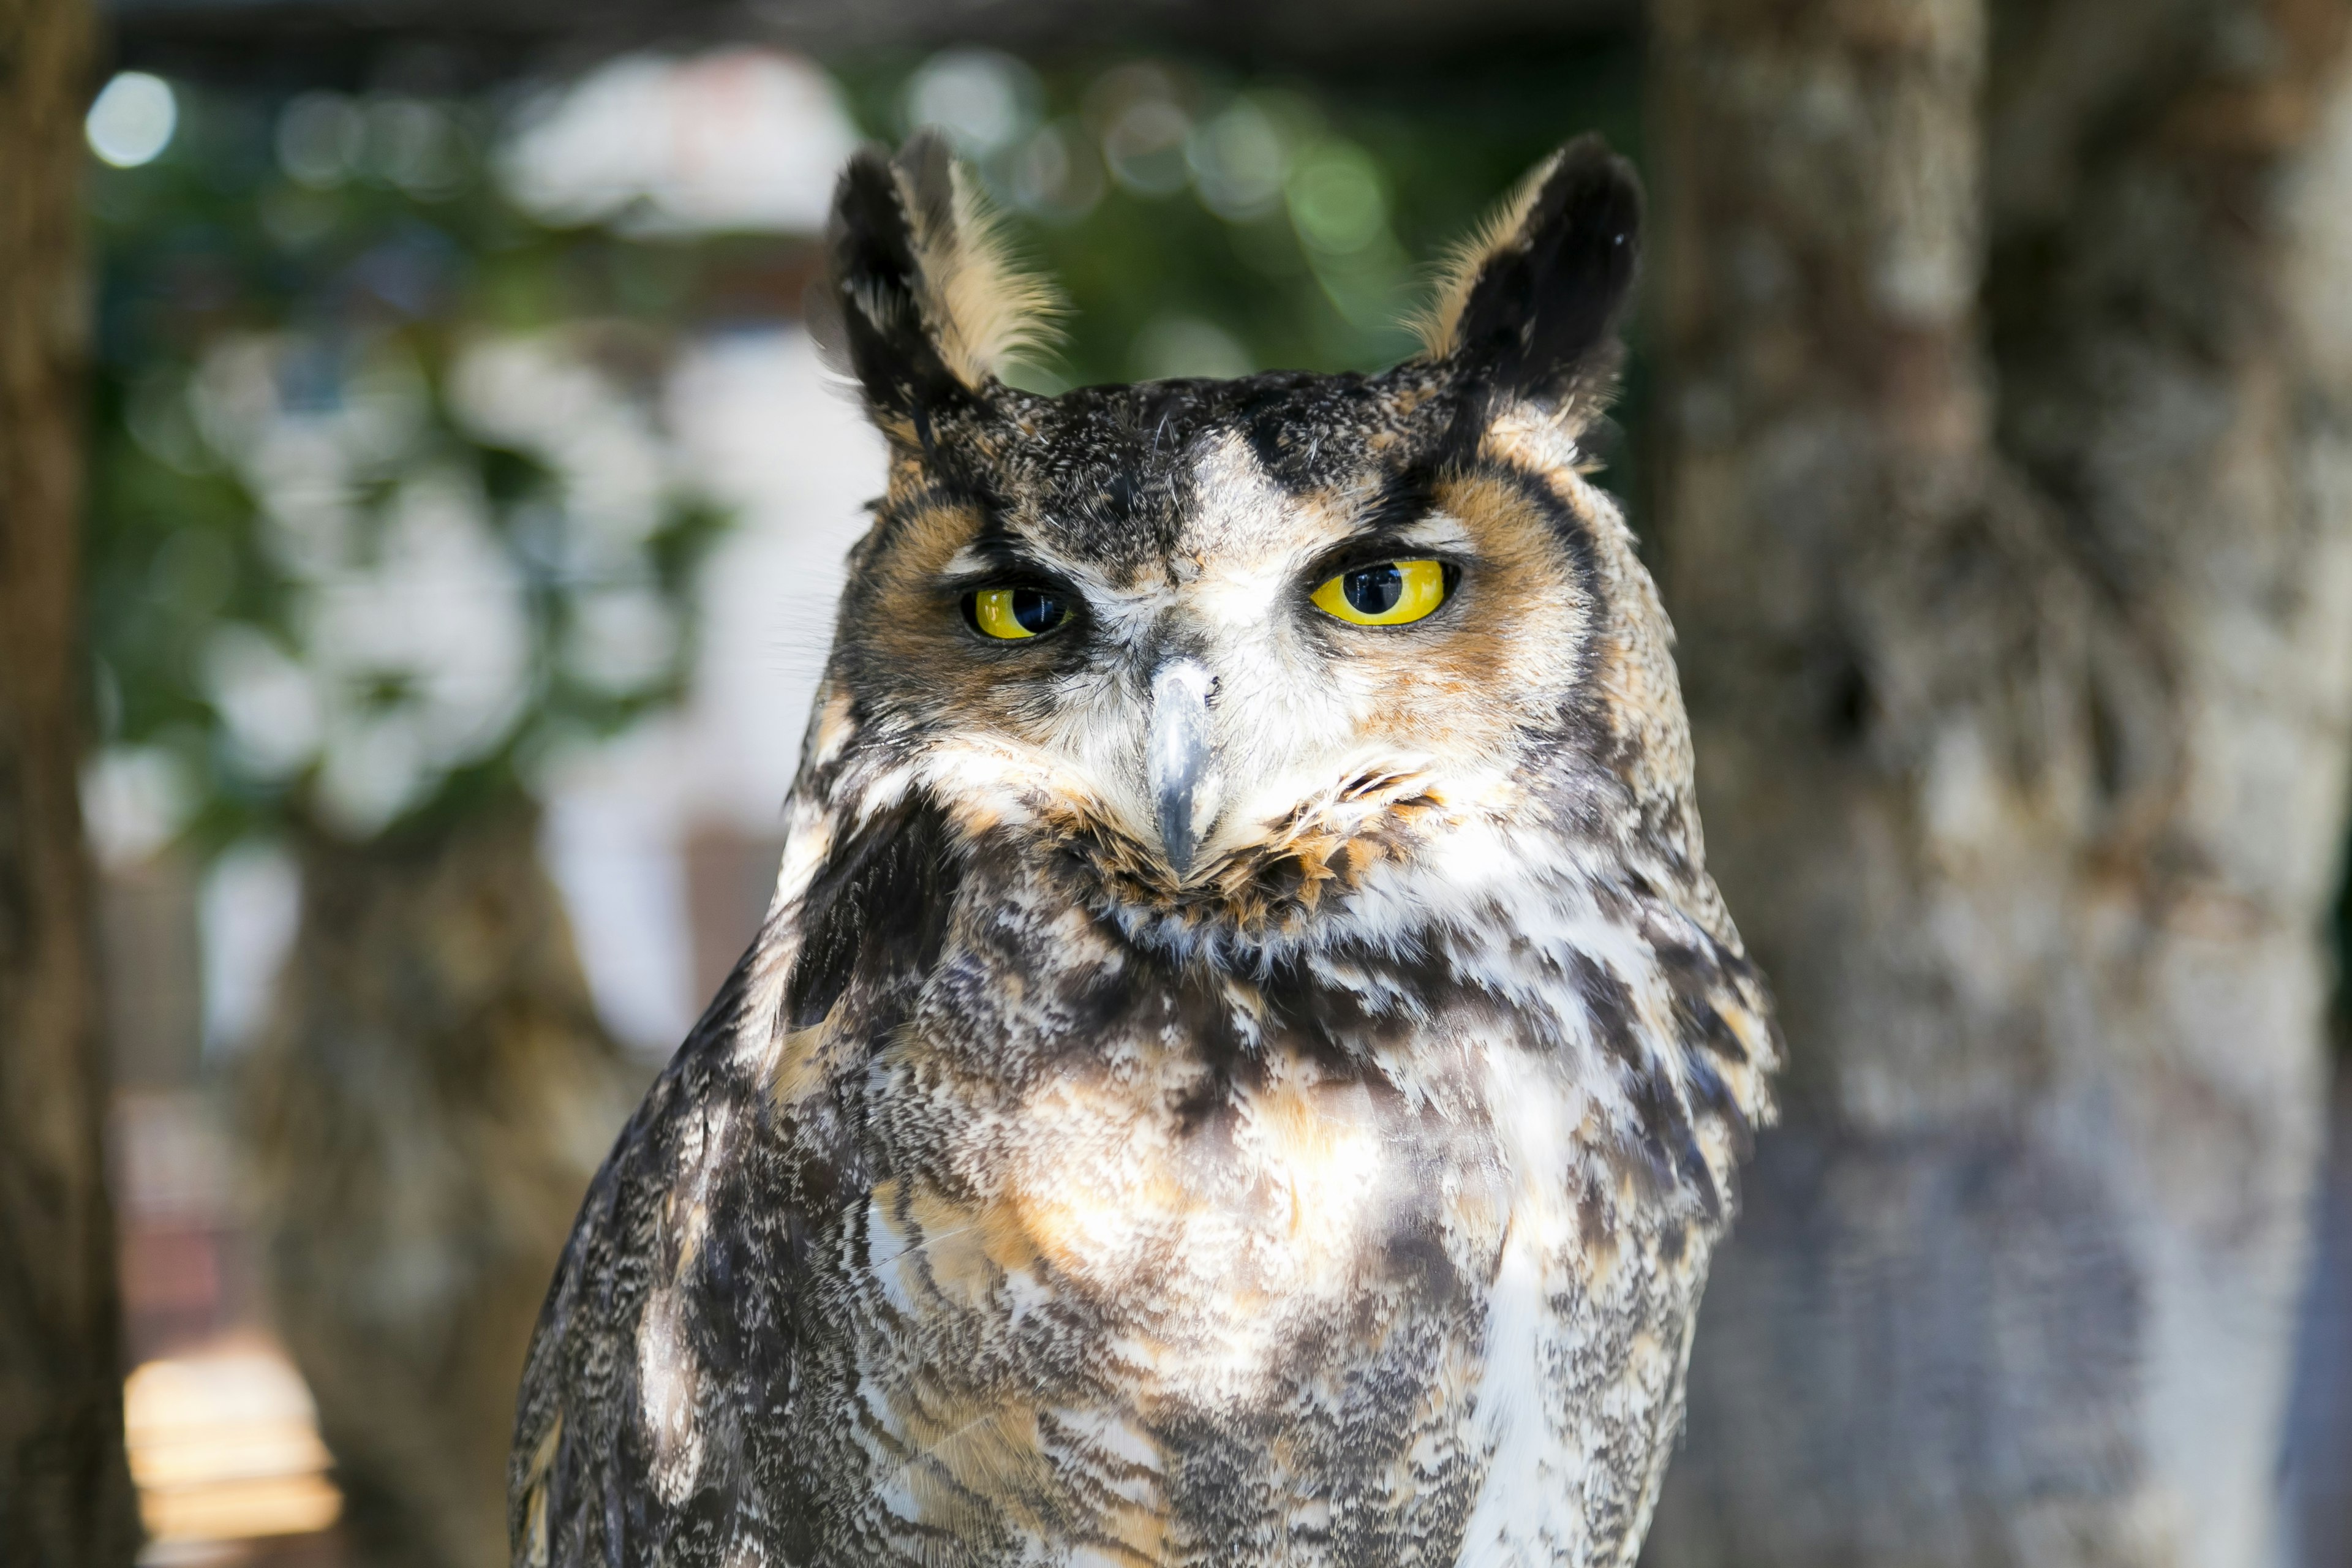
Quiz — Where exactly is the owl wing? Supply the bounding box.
[508,789,963,1568]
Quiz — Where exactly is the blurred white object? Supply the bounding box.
[537,325,880,1052]
[659,326,881,830]
[499,49,859,234]
[125,1340,341,1551]
[88,71,178,168]
[82,746,195,868]
[902,48,1039,156]
[541,787,696,1055]
[198,842,300,1058]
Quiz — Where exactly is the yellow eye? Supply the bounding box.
[1311,559,1452,627]
[965,585,1071,640]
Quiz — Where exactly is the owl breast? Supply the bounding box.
[814,941,1713,1568]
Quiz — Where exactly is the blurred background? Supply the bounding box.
[10,1,2352,1567]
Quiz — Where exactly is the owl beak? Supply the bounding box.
[1147,658,1218,880]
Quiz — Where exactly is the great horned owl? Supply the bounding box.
[510,132,1778,1568]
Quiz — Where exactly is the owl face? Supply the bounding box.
[814,133,1657,935]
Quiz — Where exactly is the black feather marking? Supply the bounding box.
[1567,951,1721,1219]
[1684,1049,1754,1160]
[1650,929,1760,1065]
[1569,952,1643,1067]
[785,789,962,1032]
[1628,1069,1721,1223]
[1448,134,1642,407]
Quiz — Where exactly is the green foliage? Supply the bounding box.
[85,85,736,849]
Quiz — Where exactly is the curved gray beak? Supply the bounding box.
[1147,658,1218,880]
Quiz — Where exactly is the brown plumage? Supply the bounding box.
[511,132,1779,1568]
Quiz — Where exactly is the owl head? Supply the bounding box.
[802,131,1697,955]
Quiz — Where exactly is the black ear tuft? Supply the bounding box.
[816,132,1061,440]
[821,136,967,431]
[1422,134,1643,411]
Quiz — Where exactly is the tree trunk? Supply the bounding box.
[0,0,143,1561]
[1642,1,2352,1565]
[239,807,641,1568]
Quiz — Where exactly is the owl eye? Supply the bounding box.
[1311,559,1453,627]
[965,586,1072,640]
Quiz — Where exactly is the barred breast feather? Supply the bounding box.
[511,735,1772,1567]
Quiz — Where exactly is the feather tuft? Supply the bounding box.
[1409,148,1566,362]
[892,134,1065,389]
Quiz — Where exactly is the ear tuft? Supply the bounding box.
[1414,135,1642,410]
[820,131,1061,428]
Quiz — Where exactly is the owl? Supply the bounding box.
[509,131,1779,1568]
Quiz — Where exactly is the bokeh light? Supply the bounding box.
[87,72,178,169]
[902,48,1039,156]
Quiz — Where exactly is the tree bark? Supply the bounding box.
[0,0,144,1561]
[239,806,641,1568]
[1642,1,2352,1565]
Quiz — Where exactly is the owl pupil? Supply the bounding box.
[1344,565,1404,616]
[1011,588,1064,633]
